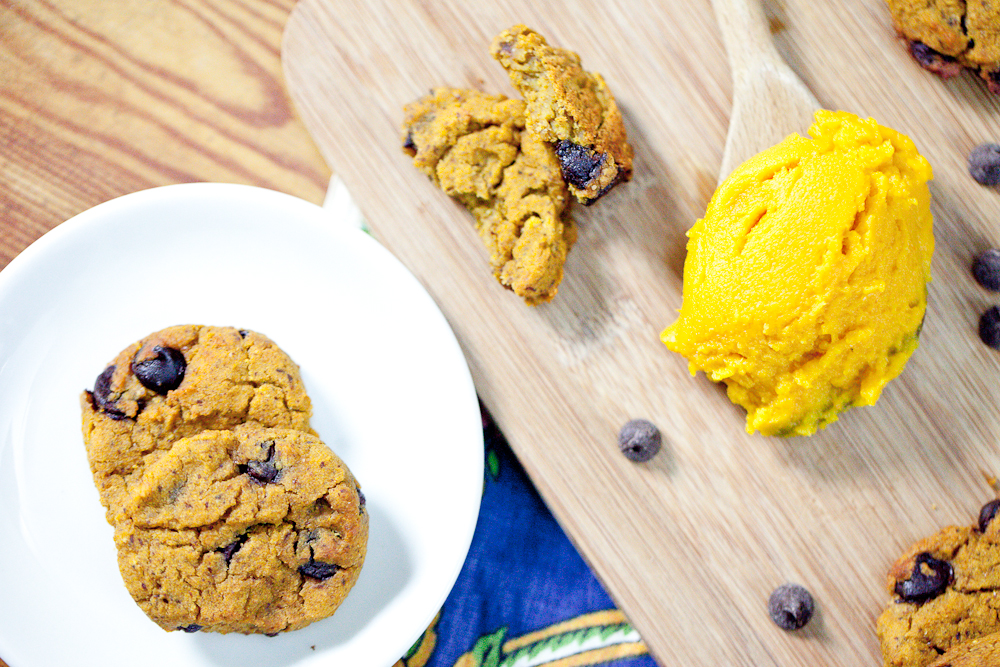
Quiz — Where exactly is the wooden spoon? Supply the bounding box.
[711,0,820,180]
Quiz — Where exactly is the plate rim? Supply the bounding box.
[0,182,483,667]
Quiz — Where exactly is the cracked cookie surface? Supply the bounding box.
[877,500,1000,667]
[114,424,367,634]
[81,325,367,634]
[403,87,575,305]
[886,0,1000,92]
[82,324,313,521]
[490,24,633,204]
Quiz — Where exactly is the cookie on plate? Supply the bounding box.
[81,324,313,520]
[114,424,368,634]
[490,24,633,204]
[885,0,1000,93]
[403,87,575,305]
[877,499,1000,666]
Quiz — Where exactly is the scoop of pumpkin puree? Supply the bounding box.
[661,110,934,437]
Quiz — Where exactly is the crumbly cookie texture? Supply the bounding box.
[926,632,1000,667]
[886,0,1000,93]
[81,325,367,634]
[877,501,1000,667]
[115,424,367,635]
[82,324,313,523]
[490,24,633,204]
[403,87,575,305]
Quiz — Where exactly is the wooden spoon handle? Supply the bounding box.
[712,0,783,77]
[710,0,820,180]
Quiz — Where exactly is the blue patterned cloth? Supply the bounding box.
[395,412,657,667]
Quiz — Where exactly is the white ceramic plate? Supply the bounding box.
[0,184,483,667]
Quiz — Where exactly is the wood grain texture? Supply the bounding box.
[0,0,331,271]
[0,2,329,663]
[283,1,1000,665]
[711,0,819,179]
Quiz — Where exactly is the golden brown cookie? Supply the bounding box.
[926,632,1000,667]
[490,24,633,204]
[115,424,367,634]
[886,0,1000,93]
[403,87,575,305]
[81,324,313,522]
[877,499,1000,667]
[81,325,367,634]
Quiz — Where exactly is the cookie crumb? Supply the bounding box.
[617,419,661,462]
[767,583,814,630]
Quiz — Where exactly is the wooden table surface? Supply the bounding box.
[0,0,331,273]
[0,1,329,664]
[280,1,1000,665]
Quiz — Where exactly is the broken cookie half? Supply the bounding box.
[886,0,1000,94]
[491,24,633,205]
[402,88,575,305]
[401,26,631,305]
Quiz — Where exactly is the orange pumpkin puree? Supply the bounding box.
[661,110,934,436]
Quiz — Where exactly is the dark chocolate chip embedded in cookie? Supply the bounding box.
[490,24,634,205]
[114,424,368,635]
[81,324,313,519]
[877,499,1000,667]
[885,0,1000,94]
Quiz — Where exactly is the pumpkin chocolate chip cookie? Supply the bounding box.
[81,325,367,634]
[877,499,1000,666]
[490,24,633,204]
[886,0,1000,93]
[401,26,631,305]
[81,324,313,523]
[115,424,367,635]
[403,87,575,305]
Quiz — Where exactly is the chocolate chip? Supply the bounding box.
[555,140,605,190]
[988,70,1000,96]
[238,329,249,339]
[298,560,340,580]
[909,42,953,68]
[767,583,814,630]
[618,419,662,462]
[131,346,186,394]
[969,144,1000,186]
[908,41,963,78]
[241,442,279,484]
[218,534,249,564]
[980,499,1000,532]
[403,132,417,156]
[357,486,366,510]
[895,552,953,603]
[973,249,1000,291]
[980,306,1000,349]
[91,365,128,420]
[178,624,202,633]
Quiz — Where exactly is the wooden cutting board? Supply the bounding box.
[282,1,1000,664]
